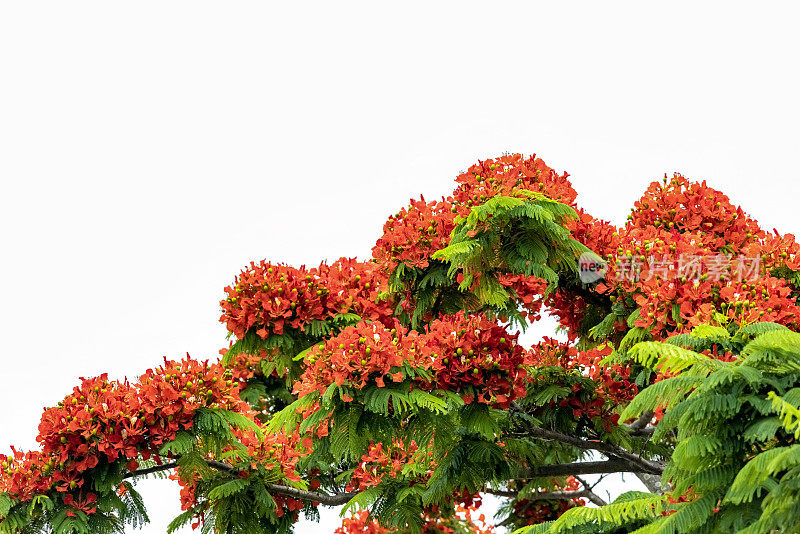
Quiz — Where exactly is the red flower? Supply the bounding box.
[421,313,528,408]
[293,320,426,399]
[220,258,393,341]
[63,492,97,517]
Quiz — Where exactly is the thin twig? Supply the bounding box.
[573,475,607,506]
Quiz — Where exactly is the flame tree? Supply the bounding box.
[2,154,800,534]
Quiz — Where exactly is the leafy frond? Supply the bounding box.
[725,445,800,504]
[628,342,717,375]
[768,390,800,438]
[621,375,704,421]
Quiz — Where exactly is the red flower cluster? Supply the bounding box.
[453,154,577,208]
[498,274,548,321]
[335,511,393,534]
[236,428,304,482]
[565,209,619,259]
[220,258,393,341]
[293,321,429,398]
[527,339,637,429]
[0,357,254,515]
[223,350,274,382]
[271,493,305,519]
[372,197,459,273]
[573,174,800,339]
[626,175,762,249]
[760,232,800,274]
[135,358,247,445]
[347,441,421,492]
[170,470,199,512]
[542,290,592,343]
[0,449,52,505]
[716,274,799,325]
[294,313,529,409]
[423,313,527,408]
[63,492,98,517]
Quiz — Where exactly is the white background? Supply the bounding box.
[2,2,799,532]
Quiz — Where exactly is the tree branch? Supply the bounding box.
[265,484,358,506]
[519,426,664,474]
[627,411,654,432]
[626,411,656,437]
[524,459,661,477]
[635,472,663,494]
[573,475,607,506]
[508,403,663,475]
[123,461,178,478]
[124,458,357,506]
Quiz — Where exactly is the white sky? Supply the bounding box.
[1,2,799,532]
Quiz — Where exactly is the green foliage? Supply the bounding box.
[522,324,800,534]
[515,493,665,534]
[434,195,586,295]
[383,194,588,329]
[768,389,800,438]
[0,477,152,534]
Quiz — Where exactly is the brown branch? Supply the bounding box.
[573,475,607,506]
[507,402,664,475]
[519,426,664,474]
[123,461,178,478]
[635,472,663,494]
[627,411,656,437]
[264,484,358,506]
[525,459,660,477]
[124,458,356,506]
[629,425,656,437]
[627,411,654,432]
[509,402,663,474]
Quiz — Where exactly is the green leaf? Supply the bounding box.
[0,493,13,518]
[208,478,249,500]
[159,430,195,456]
